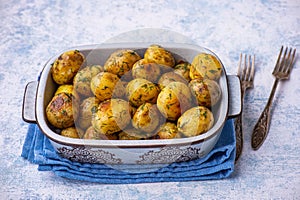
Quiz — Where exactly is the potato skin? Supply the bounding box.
[83,126,118,140]
[118,128,150,140]
[177,106,214,137]
[46,93,76,129]
[132,103,161,133]
[156,122,180,139]
[61,126,80,138]
[190,53,222,80]
[189,78,221,107]
[51,50,85,85]
[144,44,175,68]
[92,99,131,135]
[131,59,161,82]
[157,82,194,121]
[90,72,122,102]
[126,78,160,107]
[73,65,103,97]
[158,72,188,90]
[174,61,191,81]
[76,97,100,129]
[104,49,141,78]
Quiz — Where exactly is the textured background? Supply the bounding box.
[0,0,299,199]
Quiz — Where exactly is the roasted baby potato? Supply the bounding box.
[104,49,141,78]
[46,93,77,129]
[132,103,162,133]
[158,72,188,90]
[174,61,191,81]
[83,126,118,140]
[189,78,221,107]
[144,44,175,68]
[177,106,214,137]
[76,97,100,129]
[131,59,161,82]
[156,122,180,139]
[92,99,131,135]
[73,65,103,97]
[60,126,80,138]
[190,53,222,80]
[90,72,123,102]
[118,128,151,140]
[126,78,160,107]
[157,82,194,121]
[51,50,85,85]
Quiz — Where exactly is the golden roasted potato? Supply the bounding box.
[131,59,161,82]
[76,97,100,129]
[126,78,160,107]
[90,72,123,102]
[132,103,162,133]
[92,99,131,135]
[46,93,77,129]
[156,122,180,139]
[189,78,221,107]
[104,49,141,78]
[73,65,103,97]
[174,61,191,81]
[157,72,188,90]
[157,82,194,121]
[83,126,118,140]
[60,126,80,138]
[51,50,85,85]
[190,53,222,80]
[118,128,151,140]
[144,44,175,68]
[177,106,214,137]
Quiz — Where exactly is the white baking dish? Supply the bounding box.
[22,43,241,164]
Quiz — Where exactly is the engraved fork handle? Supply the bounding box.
[234,86,246,162]
[251,78,279,150]
[234,114,243,162]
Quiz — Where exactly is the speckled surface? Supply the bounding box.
[1,0,299,199]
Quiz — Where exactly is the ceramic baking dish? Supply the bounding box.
[22,43,241,165]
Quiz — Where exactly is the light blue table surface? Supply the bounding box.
[1,0,299,199]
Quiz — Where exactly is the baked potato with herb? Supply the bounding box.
[126,78,160,107]
[104,49,141,78]
[144,44,175,68]
[158,71,188,90]
[51,50,85,85]
[131,59,161,82]
[156,122,180,139]
[157,82,194,121]
[46,93,77,129]
[73,65,103,97]
[90,72,122,102]
[132,103,162,133]
[189,78,221,107]
[190,53,222,80]
[92,99,131,135]
[177,106,214,137]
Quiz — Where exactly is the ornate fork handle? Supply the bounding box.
[251,79,279,150]
[234,114,243,161]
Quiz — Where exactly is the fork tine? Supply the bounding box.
[245,55,251,81]
[249,55,255,81]
[273,46,284,74]
[284,48,296,75]
[237,53,243,78]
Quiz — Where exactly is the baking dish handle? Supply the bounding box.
[227,75,242,118]
[22,81,38,123]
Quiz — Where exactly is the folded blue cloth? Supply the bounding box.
[21,119,236,184]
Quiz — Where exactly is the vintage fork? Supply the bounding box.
[235,54,255,162]
[251,46,296,150]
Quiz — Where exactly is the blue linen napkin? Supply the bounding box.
[21,119,236,184]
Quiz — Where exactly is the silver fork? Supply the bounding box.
[251,46,296,150]
[235,54,255,162]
